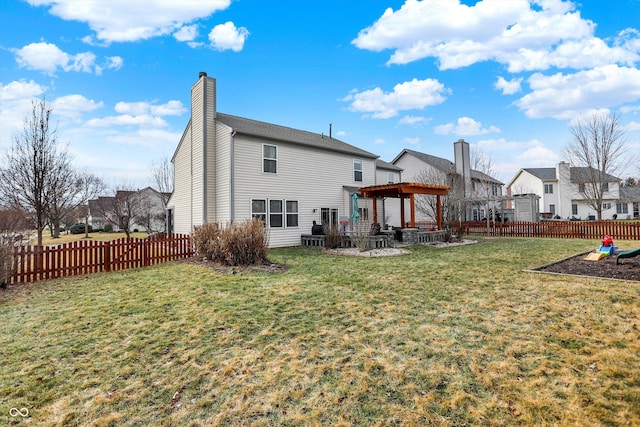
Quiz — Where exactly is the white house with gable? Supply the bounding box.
[167,72,380,247]
[507,162,640,220]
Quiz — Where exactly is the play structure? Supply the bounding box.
[585,235,618,261]
[616,247,640,265]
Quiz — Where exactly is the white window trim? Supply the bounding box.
[353,159,363,182]
[262,144,278,174]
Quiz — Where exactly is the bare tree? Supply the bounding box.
[564,112,631,220]
[414,167,465,228]
[0,98,70,246]
[134,188,166,234]
[471,147,502,234]
[151,156,173,208]
[95,188,143,238]
[76,172,106,238]
[45,165,82,238]
[150,157,173,232]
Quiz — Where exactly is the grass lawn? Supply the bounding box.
[1,237,639,426]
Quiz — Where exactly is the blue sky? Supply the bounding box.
[1,0,639,189]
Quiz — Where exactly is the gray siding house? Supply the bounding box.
[168,73,379,247]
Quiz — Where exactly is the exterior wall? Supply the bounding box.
[376,168,400,185]
[231,134,377,247]
[214,121,232,222]
[170,123,193,234]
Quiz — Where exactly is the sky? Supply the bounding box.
[1,0,640,189]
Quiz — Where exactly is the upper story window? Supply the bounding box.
[354,159,363,182]
[602,182,609,192]
[387,172,395,184]
[263,144,277,174]
[578,183,585,193]
[544,184,553,194]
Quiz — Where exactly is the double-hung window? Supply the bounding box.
[544,184,553,194]
[251,199,267,223]
[353,159,363,182]
[616,203,628,214]
[269,200,283,228]
[286,201,299,227]
[263,144,277,174]
[387,172,395,184]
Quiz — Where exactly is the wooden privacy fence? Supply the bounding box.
[463,221,640,240]
[8,233,193,284]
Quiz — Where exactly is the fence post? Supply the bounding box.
[103,240,111,272]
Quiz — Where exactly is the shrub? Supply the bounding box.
[323,224,343,249]
[351,221,372,251]
[0,237,16,288]
[192,219,269,266]
[103,223,113,233]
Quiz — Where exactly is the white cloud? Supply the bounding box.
[352,0,640,72]
[12,42,121,75]
[516,65,640,119]
[51,94,103,120]
[435,117,501,136]
[374,138,385,144]
[343,78,449,119]
[626,121,640,131]
[208,21,249,52]
[114,100,186,116]
[174,24,199,42]
[86,114,169,128]
[27,0,231,43]
[404,137,420,145]
[494,76,522,95]
[0,80,47,147]
[105,56,123,71]
[398,115,430,126]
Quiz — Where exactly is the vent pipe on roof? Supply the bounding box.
[199,71,207,78]
[329,123,332,139]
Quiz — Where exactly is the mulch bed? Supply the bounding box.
[533,251,640,282]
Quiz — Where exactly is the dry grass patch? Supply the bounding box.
[1,237,639,425]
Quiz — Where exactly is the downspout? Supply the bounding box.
[230,129,236,221]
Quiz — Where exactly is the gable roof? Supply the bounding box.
[394,148,454,172]
[523,167,557,180]
[620,185,640,201]
[393,148,503,185]
[375,159,402,171]
[216,113,378,159]
[521,167,620,182]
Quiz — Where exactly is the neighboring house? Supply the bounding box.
[168,72,380,247]
[389,140,504,224]
[507,162,640,220]
[89,187,166,233]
